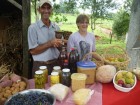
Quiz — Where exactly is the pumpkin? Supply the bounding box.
[96,65,116,83]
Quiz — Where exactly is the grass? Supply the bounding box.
[31,13,126,55]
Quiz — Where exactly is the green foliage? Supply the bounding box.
[79,0,118,31]
[112,9,130,39]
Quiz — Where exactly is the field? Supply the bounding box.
[31,14,126,55]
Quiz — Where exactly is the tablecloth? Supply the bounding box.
[28,79,102,105]
[103,80,140,105]
[28,79,140,105]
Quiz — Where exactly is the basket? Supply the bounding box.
[83,52,104,68]
[0,74,29,105]
[102,46,130,71]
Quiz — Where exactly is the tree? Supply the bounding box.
[126,0,140,69]
[112,9,130,39]
[79,0,117,31]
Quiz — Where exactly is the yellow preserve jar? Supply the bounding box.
[39,66,48,83]
[53,66,62,82]
[34,70,45,89]
[50,72,60,86]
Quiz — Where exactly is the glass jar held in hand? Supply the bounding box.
[50,38,63,48]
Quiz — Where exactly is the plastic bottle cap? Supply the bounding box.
[51,72,59,76]
[71,48,75,50]
[53,66,61,70]
[62,68,70,72]
[64,59,68,63]
[39,66,47,69]
[35,70,43,74]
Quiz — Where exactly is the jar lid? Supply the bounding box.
[53,66,61,70]
[71,73,87,80]
[77,61,96,68]
[51,72,59,76]
[39,66,47,69]
[62,68,70,72]
[35,70,43,74]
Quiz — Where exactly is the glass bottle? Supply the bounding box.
[59,46,68,69]
[68,48,78,73]
[34,70,45,89]
[61,68,71,87]
[39,66,48,83]
[63,59,69,68]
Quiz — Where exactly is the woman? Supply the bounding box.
[67,14,96,60]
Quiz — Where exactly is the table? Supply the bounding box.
[28,79,140,105]
[103,80,140,105]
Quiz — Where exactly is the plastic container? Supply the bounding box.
[77,61,96,84]
[71,73,87,91]
[113,71,137,92]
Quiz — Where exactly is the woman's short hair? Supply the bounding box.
[76,14,89,24]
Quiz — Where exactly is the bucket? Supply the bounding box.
[71,73,87,91]
[77,61,96,84]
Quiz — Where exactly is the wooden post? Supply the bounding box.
[22,0,31,78]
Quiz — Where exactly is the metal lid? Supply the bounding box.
[51,72,59,76]
[35,70,43,74]
[77,61,96,68]
[62,68,70,72]
[39,66,47,70]
[53,66,61,70]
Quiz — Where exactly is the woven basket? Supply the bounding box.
[102,46,130,71]
[83,52,104,68]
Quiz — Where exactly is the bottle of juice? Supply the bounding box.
[68,48,79,73]
[59,46,68,69]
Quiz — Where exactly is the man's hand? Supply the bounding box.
[50,38,63,47]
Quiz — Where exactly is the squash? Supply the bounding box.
[96,65,116,83]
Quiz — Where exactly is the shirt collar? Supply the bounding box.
[38,19,56,29]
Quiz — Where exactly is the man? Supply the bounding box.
[28,0,62,77]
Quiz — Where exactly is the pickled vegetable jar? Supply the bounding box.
[61,68,71,87]
[34,70,45,89]
[39,66,48,83]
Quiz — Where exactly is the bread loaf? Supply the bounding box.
[73,88,93,105]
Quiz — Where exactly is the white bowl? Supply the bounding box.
[113,71,137,92]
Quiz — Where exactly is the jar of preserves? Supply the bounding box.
[52,66,62,82]
[39,66,48,83]
[50,72,60,86]
[34,70,45,89]
[61,68,71,87]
